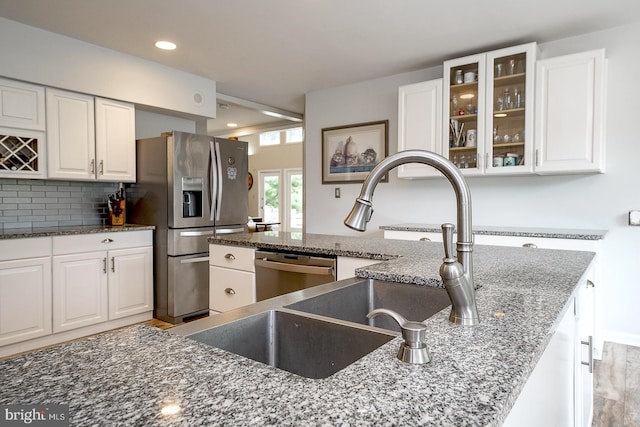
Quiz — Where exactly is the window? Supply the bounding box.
[259,127,304,146]
[259,131,280,146]
[284,168,303,231]
[259,171,280,226]
[285,127,304,144]
[258,168,303,232]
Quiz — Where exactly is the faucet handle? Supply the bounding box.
[441,223,456,261]
[367,308,431,364]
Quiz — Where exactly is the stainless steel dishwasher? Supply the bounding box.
[254,250,337,301]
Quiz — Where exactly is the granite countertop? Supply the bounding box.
[0,224,155,240]
[0,231,595,426]
[380,223,608,240]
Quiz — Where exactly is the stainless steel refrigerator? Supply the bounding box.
[127,131,248,323]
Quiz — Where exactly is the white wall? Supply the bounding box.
[304,22,640,345]
[135,110,196,139]
[0,17,216,119]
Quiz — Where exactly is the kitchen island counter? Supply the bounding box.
[0,232,595,426]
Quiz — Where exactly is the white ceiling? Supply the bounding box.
[2,0,640,129]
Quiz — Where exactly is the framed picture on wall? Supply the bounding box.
[321,120,388,184]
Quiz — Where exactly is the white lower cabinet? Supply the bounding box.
[108,247,153,319]
[209,244,256,312]
[0,231,153,358]
[52,252,108,333]
[504,273,594,426]
[0,256,52,346]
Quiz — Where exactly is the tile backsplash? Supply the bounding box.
[0,178,118,230]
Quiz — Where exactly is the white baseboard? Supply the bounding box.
[602,329,640,348]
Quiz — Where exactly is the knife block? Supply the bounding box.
[109,200,126,226]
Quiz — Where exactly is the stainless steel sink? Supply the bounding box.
[284,279,451,332]
[186,309,395,379]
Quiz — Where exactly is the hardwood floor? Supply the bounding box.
[593,342,640,426]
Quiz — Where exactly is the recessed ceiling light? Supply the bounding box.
[155,41,176,50]
[227,123,238,128]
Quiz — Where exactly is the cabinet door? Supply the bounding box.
[397,79,443,178]
[108,247,153,320]
[46,88,96,180]
[534,49,606,174]
[503,299,576,426]
[209,266,255,312]
[443,53,486,175]
[52,252,108,333]
[485,43,537,175]
[576,275,595,427]
[0,257,52,346]
[95,97,136,182]
[0,77,45,130]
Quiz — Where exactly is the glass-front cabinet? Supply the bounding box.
[443,42,537,176]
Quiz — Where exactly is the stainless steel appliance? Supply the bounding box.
[254,250,336,301]
[128,131,248,323]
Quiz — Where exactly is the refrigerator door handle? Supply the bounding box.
[179,230,214,237]
[214,140,223,222]
[180,256,210,264]
[209,139,217,222]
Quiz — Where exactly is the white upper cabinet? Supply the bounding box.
[95,97,136,182]
[534,49,606,174]
[46,88,136,182]
[443,42,537,176]
[46,88,96,180]
[0,77,46,131]
[397,79,443,178]
[0,78,47,178]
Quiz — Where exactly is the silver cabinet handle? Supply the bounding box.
[102,238,114,244]
[419,237,431,242]
[522,243,537,248]
[99,160,104,175]
[90,159,95,174]
[581,335,594,373]
[103,257,107,274]
[224,253,236,260]
[225,288,236,295]
[111,257,115,273]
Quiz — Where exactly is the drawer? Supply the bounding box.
[53,230,152,255]
[209,244,255,272]
[209,266,255,312]
[0,237,51,261]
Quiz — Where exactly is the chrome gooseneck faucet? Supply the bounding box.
[344,150,480,326]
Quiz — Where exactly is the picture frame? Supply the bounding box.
[321,120,388,184]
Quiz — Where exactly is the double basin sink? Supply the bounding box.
[172,278,451,379]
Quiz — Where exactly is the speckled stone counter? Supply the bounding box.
[380,223,607,240]
[0,232,595,426]
[0,224,155,239]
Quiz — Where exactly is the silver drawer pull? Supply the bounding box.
[225,288,236,295]
[102,238,114,244]
[581,336,594,373]
[419,237,431,242]
[224,253,236,260]
[522,243,537,248]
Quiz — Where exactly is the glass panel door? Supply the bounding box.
[258,170,280,229]
[443,53,485,175]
